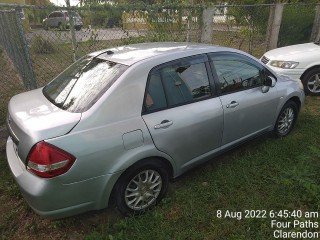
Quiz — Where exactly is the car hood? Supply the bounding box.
[7,88,81,163]
[264,42,320,61]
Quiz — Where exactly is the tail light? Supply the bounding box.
[27,141,76,178]
[64,12,69,21]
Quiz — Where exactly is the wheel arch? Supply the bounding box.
[288,96,302,112]
[273,97,300,137]
[300,65,320,80]
[272,95,301,130]
[104,156,174,208]
[120,156,174,179]
[300,65,320,95]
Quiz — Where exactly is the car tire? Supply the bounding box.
[301,67,320,95]
[274,101,298,137]
[75,26,82,31]
[113,159,169,216]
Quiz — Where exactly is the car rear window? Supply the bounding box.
[43,55,128,113]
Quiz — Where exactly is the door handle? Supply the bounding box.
[226,101,239,108]
[154,120,173,129]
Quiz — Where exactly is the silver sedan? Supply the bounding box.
[6,42,305,218]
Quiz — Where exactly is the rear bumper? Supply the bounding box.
[6,137,120,219]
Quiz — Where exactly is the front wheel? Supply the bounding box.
[274,101,298,137]
[301,67,320,95]
[113,160,169,216]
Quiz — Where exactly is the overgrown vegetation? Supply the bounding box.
[0,48,25,126]
[81,7,123,28]
[278,4,315,46]
[0,97,319,239]
[31,35,56,54]
[228,5,269,53]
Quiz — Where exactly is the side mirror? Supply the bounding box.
[264,76,276,87]
[261,76,276,93]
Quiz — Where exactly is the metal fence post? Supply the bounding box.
[186,3,193,42]
[66,0,78,62]
[201,7,214,44]
[265,3,284,51]
[310,4,320,42]
[0,9,37,90]
[15,9,37,90]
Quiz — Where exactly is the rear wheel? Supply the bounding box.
[301,67,320,95]
[274,101,298,137]
[113,159,169,216]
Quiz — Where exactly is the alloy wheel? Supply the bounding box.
[277,107,294,135]
[124,170,162,210]
[307,73,320,94]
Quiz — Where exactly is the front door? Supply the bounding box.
[209,52,280,146]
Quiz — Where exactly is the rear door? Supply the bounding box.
[209,52,279,146]
[142,54,223,172]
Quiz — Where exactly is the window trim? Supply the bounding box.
[142,54,216,115]
[208,52,269,96]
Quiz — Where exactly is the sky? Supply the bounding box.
[50,0,115,6]
[50,0,81,6]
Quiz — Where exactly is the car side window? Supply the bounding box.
[144,57,211,112]
[145,72,167,111]
[210,53,264,94]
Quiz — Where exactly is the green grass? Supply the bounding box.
[0,96,319,239]
[84,97,320,240]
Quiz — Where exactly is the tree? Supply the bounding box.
[24,0,53,25]
[227,0,318,49]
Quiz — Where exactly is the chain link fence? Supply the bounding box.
[0,3,318,127]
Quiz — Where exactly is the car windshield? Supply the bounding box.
[43,55,128,113]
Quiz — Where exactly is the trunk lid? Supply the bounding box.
[7,88,81,163]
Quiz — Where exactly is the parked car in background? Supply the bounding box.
[43,10,83,31]
[6,42,304,219]
[261,42,320,95]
